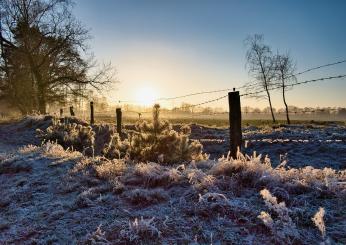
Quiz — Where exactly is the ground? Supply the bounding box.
[187,123,346,169]
[0,116,345,244]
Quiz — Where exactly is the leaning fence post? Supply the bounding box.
[116,107,122,135]
[60,108,63,118]
[69,106,75,116]
[90,101,94,125]
[229,89,242,158]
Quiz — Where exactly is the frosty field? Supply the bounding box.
[0,115,345,244]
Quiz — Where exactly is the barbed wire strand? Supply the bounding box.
[56,59,346,108]
[238,59,346,91]
[120,74,346,115]
[240,74,346,97]
[118,59,346,102]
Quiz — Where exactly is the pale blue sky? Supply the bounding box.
[73,0,346,109]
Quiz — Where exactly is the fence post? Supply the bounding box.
[60,108,63,118]
[69,106,75,116]
[228,89,242,158]
[90,101,94,125]
[116,107,122,135]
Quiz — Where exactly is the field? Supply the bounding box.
[0,115,345,244]
[88,111,346,128]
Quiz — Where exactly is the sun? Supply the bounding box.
[134,86,158,106]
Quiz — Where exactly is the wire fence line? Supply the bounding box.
[288,59,346,78]
[55,59,346,117]
[115,58,346,104]
[239,74,346,98]
[155,89,233,101]
[154,74,346,113]
[119,108,341,116]
[119,73,346,115]
[233,58,346,91]
[59,73,346,117]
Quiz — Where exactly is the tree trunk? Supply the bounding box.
[37,86,46,114]
[282,78,290,124]
[265,85,276,123]
[38,94,46,114]
[17,103,28,115]
[259,59,276,123]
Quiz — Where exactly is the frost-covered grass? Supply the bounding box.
[3,142,345,244]
[38,104,207,164]
[1,114,346,244]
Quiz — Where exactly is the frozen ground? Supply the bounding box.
[0,116,345,244]
[187,123,346,169]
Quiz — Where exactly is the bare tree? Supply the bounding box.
[245,34,276,122]
[274,52,296,124]
[0,0,114,114]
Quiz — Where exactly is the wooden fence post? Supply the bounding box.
[60,108,63,118]
[116,107,122,135]
[69,106,75,116]
[228,89,242,158]
[90,101,94,125]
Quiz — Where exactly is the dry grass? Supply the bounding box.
[1,115,346,244]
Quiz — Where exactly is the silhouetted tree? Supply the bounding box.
[0,0,114,114]
[274,52,296,124]
[245,34,276,122]
[337,108,346,116]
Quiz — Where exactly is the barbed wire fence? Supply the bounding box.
[48,58,346,157]
[56,58,346,124]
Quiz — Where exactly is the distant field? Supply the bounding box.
[93,113,346,128]
[1,112,345,128]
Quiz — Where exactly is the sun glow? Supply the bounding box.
[134,86,158,106]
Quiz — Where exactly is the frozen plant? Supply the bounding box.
[37,120,95,154]
[18,144,39,154]
[129,104,206,164]
[84,225,110,245]
[258,211,274,229]
[127,162,182,187]
[187,168,216,190]
[198,192,230,208]
[124,188,168,205]
[258,188,299,242]
[120,216,161,242]
[312,207,326,240]
[36,105,206,164]
[41,141,82,158]
[94,159,126,180]
[102,132,130,159]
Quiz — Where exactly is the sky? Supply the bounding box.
[73,0,346,109]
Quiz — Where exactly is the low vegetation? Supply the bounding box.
[37,104,206,164]
[1,114,345,244]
